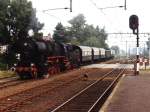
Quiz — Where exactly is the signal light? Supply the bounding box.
[129,15,139,30]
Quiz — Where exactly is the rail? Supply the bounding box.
[51,68,125,112]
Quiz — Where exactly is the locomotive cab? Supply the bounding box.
[66,44,81,67]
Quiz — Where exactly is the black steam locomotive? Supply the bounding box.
[12,38,81,79]
[11,38,114,79]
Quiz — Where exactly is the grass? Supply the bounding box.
[0,71,16,79]
[141,69,150,71]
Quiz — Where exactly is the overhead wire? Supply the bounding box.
[88,0,126,47]
[89,0,106,15]
[89,0,125,32]
[89,0,132,49]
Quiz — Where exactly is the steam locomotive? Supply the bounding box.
[11,38,115,79]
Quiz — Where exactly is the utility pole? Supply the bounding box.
[124,0,127,10]
[136,27,139,75]
[148,38,150,64]
[126,40,128,58]
[70,0,72,12]
[128,45,130,58]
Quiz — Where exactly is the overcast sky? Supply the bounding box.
[30,0,150,51]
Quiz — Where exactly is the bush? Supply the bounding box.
[0,62,7,70]
[0,71,16,78]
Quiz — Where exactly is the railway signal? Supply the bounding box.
[129,15,139,75]
[129,15,139,34]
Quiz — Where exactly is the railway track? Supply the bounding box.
[0,67,126,112]
[0,76,37,90]
[0,72,86,112]
[0,68,82,90]
[0,68,112,112]
[51,68,125,112]
[0,77,25,89]
[0,76,18,83]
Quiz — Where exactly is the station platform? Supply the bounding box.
[100,71,150,112]
[82,64,134,69]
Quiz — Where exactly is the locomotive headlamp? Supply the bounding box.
[16,53,20,60]
[44,62,48,66]
[24,43,28,46]
[31,63,35,66]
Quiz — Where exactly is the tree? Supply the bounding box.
[0,0,44,69]
[0,0,44,44]
[53,22,68,43]
[82,36,100,47]
[67,14,108,48]
[82,25,108,48]
[69,37,80,45]
[53,13,109,49]
[69,14,86,30]
[94,26,108,48]
[68,14,86,42]
[0,0,11,44]
[83,24,95,39]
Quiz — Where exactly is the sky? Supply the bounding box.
[29,0,150,52]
